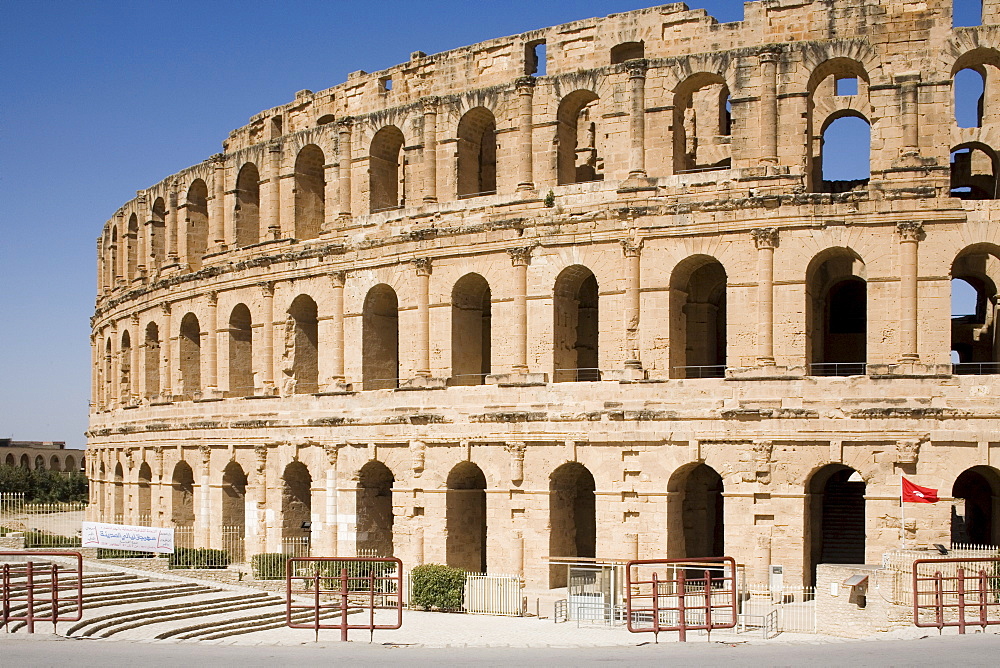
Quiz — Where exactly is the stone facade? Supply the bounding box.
[1,439,85,473]
[89,0,1000,599]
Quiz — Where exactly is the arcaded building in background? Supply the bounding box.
[89,0,1000,595]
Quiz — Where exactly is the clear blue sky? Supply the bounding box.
[0,1,976,448]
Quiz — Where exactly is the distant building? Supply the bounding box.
[0,439,85,472]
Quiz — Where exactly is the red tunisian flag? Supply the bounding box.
[902,477,939,503]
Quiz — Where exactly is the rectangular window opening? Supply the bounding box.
[380,76,393,92]
[953,0,983,27]
[526,40,546,76]
[835,77,858,96]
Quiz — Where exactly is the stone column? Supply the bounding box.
[323,443,340,556]
[330,271,347,384]
[90,334,99,411]
[507,246,533,373]
[109,321,119,407]
[96,238,106,296]
[421,98,438,203]
[759,50,779,164]
[130,314,140,402]
[626,59,648,178]
[266,143,282,240]
[160,302,172,399]
[621,238,643,367]
[249,445,269,556]
[211,155,227,252]
[751,227,779,365]
[260,282,276,394]
[897,222,923,362]
[152,446,165,524]
[898,73,920,154]
[167,183,180,263]
[413,258,432,377]
[515,77,536,192]
[337,119,353,218]
[135,194,148,279]
[196,444,212,547]
[205,291,219,395]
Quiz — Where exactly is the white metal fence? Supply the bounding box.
[882,545,1000,605]
[0,492,85,547]
[404,571,524,616]
[739,586,816,635]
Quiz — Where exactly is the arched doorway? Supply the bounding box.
[287,295,319,394]
[171,461,195,532]
[553,265,599,382]
[137,462,152,522]
[668,463,724,559]
[806,464,866,585]
[228,304,254,397]
[806,250,867,375]
[952,466,1000,546]
[282,461,312,555]
[356,461,395,556]
[451,273,492,385]
[549,463,596,587]
[222,461,248,561]
[113,462,124,520]
[362,284,399,390]
[446,462,487,573]
[457,107,497,197]
[669,256,727,378]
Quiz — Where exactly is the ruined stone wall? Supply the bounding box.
[90,0,1000,598]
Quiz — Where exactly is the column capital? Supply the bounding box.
[751,227,780,249]
[620,238,644,257]
[130,313,139,326]
[419,96,440,113]
[335,117,354,132]
[160,301,172,315]
[135,192,148,205]
[507,245,535,266]
[259,281,276,297]
[758,48,781,65]
[210,153,226,166]
[624,58,648,79]
[267,141,283,155]
[323,442,341,467]
[896,221,924,242]
[412,257,433,276]
[330,270,347,288]
[515,76,537,92]
[254,443,268,475]
[198,443,212,467]
[206,290,218,305]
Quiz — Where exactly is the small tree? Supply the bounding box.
[410,563,467,611]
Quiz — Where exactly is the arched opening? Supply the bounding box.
[610,41,644,64]
[112,462,124,519]
[120,329,132,401]
[362,284,399,390]
[126,213,139,280]
[951,466,1000,546]
[954,68,985,128]
[144,322,160,399]
[457,107,497,198]
[287,295,318,394]
[137,462,152,521]
[179,313,201,398]
[451,273,492,385]
[171,461,195,528]
[185,179,209,271]
[548,463,596,587]
[553,265,599,382]
[669,256,727,378]
[557,90,603,184]
[356,461,395,557]
[104,337,113,407]
[19,454,29,469]
[807,250,867,375]
[110,226,120,286]
[369,126,405,212]
[65,455,76,472]
[446,461,487,573]
[150,197,166,269]
[50,455,61,472]
[222,460,247,560]
[672,74,732,172]
[228,304,254,397]
[281,461,312,554]
[950,144,998,199]
[667,463,724,559]
[806,464,866,585]
[294,145,325,240]
[234,162,260,247]
[817,114,871,193]
[5,453,15,467]
[34,455,45,471]
[951,249,1000,373]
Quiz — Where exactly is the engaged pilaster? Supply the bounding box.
[626,59,648,178]
[515,77,536,192]
[336,119,353,218]
[621,238,643,369]
[751,227,779,366]
[413,258,432,378]
[758,50,779,165]
[507,246,533,374]
[421,98,438,203]
[896,222,923,362]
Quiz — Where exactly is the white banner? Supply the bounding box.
[81,521,174,554]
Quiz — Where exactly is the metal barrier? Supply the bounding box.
[625,557,738,642]
[0,551,83,633]
[912,557,1000,634]
[286,556,403,642]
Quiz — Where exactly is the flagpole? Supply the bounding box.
[900,475,905,549]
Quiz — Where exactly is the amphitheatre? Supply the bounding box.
[86,0,1000,610]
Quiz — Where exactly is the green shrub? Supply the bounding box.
[252,552,290,580]
[410,563,466,611]
[22,530,81,548]
[543,190,555,207]
[169,547,229,569]
[97,548,156,559]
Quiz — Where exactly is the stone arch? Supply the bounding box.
[287,295,319,394]
[281,461,312,546]
[451,273,492,385]
[805,463,866,585]
[185,179,209,270]
[805,248,867,375]
[144,321,160,399]
[553,265,599,382]
[446,461,487,573]
[228,303,254,397]
[952,47,1000,129]
[611,41,644,64]
[362,284,399,390]
[951,245,1000,372]
[557,89,603,184]
[104,337,113,407]
[113,462,124,519]
[667,462,724,559]
[221,460,247,531]
[669,255,727,378]
[20,454,29,469]
[119,329,132,400]
[5,453,15,466]
[294,144,325,240]
[457,107,497,198]
[356,460,395,556]
[65,455,76,472]
[50,455,61,472]
[126,213,139,280]
[951,142,999,199]
[815,110,871,193]
[150,197,166,269]
[34,455,45,470]
[951,465,1000,546]
[369,126,405,212]
[109,225,120,285]
[171,460,195,527]
[234,162,260,247]
[137,461,152,521]
[548,462,596,587]
[672,72,732,172]
[179,313,201,398]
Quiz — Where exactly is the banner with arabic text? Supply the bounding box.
[81,521,174,553]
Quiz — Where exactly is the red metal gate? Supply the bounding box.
[913,557,1000,634]
[285,556,403,641]
[0,551,84,633]
[625,557,738,642]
